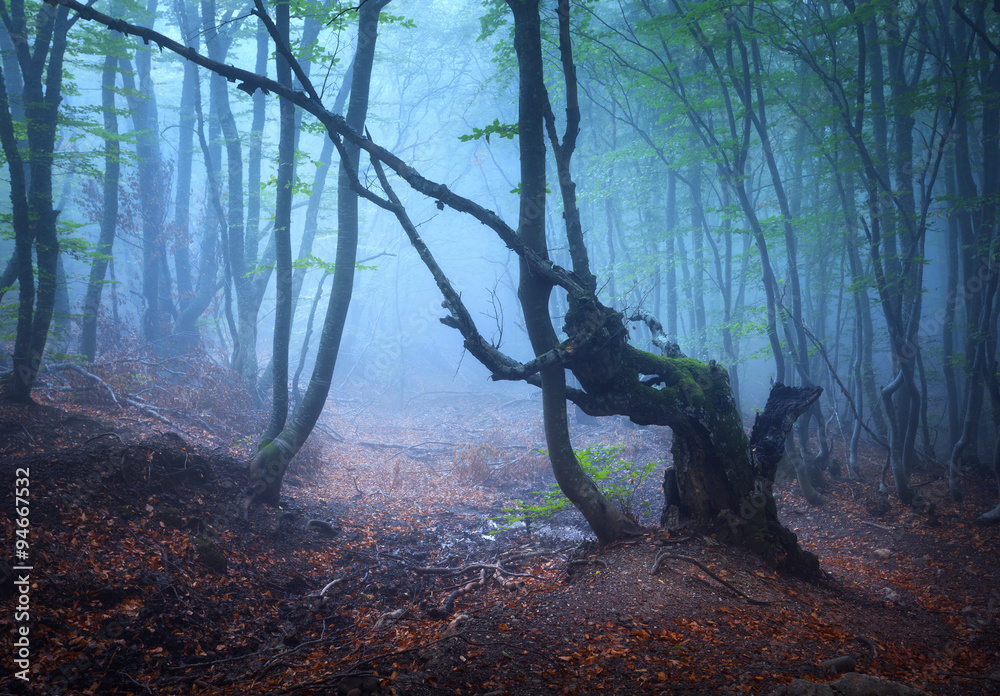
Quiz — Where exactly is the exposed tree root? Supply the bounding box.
[432,568,490,617]
[651,551,772,605]
[976,503,1000,525]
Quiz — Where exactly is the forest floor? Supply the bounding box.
[1,356,999,696]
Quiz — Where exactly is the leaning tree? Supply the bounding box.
[54,0,822,576]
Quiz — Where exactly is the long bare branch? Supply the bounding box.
[45,0,588,298]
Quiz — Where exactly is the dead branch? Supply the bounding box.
[776,299,888,451]
[651,552,772,605]
[48,0,586,300]
[315,577,345,597]
[567,558,608,569]
[860,520,893,531]
[499,546,574,563]
[47,362,121,408]
[411,562,538,580]
[124,397,182,430]
[627,310,684,357]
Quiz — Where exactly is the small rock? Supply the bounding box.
[873,548,892,559]
[819,655,856,674]
[881,587,900,603]
[443,613,469,637]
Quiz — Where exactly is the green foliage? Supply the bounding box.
[379,13,416,30]
[244,254,376,277]
[508,182,550,195]
[59,235,100,263]
[477,0,509,41]
[458,117,518,143]
[491,444,659,534]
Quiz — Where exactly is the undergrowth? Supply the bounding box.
[491,444,661,533]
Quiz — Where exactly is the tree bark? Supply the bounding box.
[4,0,70,401]
[119,0,167,344]
[258,0,295,444]
[508,0,640,544]
[248,0,391,505]
[171,0,198,313]
[80,52,120,362]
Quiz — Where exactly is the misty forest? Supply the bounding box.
[2,0,1000,694]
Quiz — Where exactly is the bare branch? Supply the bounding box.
[47,362,121,407]
[45,0,589,300]
[627,310,684,358]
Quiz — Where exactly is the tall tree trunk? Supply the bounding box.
[0,42,32,398]
[80,53,120,362]
[506,0,638,544]
[172,0,220,347]
[171,0,199,314]
[119,0,167,344]
[249,0,391,505]
[6,2,70,401]
[689,174,707,359]
[203,0,256,391]
[260,0,295,444]
[665,170,678,340]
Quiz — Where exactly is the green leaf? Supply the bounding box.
[458,117,518,143]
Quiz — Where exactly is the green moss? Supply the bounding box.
[160,507,184,529]
[195,535,228,574]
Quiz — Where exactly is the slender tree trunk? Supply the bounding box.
[80,53,120,362]
[260,0,296,444]
[719,176,739,416]
[0,46,32,398]
[245,19,268,266]
[689,175,707,359]
[119,0,167,343]
[506,0,638,544]
[0,250,16,305]
[171,0,199,311]
[172,0,220,347]
[249,0,392,505]
[665,170,678,340]
[203,0,256,391]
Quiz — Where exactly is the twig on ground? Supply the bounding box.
[435,568,490,616]
[500,546,574,562]
[314,577,345,597]
[567,558,608,570]
[18,422,36,445]
[860,520,892,531]
[82,432,124,447]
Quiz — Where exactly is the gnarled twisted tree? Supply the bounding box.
[53,0,821,575]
